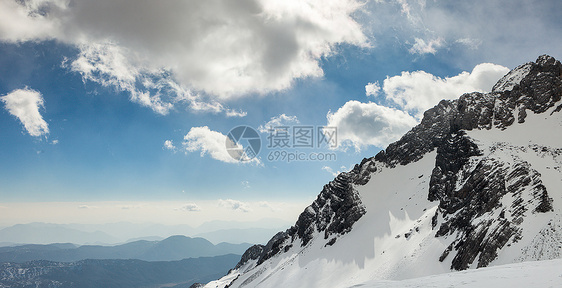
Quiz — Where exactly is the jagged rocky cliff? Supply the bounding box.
[207,55,562,288]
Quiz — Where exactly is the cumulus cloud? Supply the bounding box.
[1,88,49,137]
[0,0,62,42]
[218,199,251,213]
[326,100,418,150]
[182,126,261,164]
[1,0,367,112]
[177,203,202,212]
[183,126,238,163]
[365,82,381,97]
[339,62,509,150]
[258,114,300,133]
[163,140,176,151]
[382,63,509,117]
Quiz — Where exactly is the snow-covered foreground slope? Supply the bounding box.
[357,258,562,288]
[204,55,562,288]
[207,259,562,288]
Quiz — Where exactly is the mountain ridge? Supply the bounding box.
[206,55,562,287]
[0,235,251,263]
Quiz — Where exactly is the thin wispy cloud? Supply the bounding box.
[258,114,300,133]
[177,203,202,212]
[218,199,252,213]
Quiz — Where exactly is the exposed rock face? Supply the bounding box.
[233,55,562,274]
[432,152,555,270]
[368,55,561,270]
[234,245,264,269]
[290,170,368,246]
[237,162,372,268]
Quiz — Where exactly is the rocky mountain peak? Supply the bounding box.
[376,54,562,168]
[225,55,562,285]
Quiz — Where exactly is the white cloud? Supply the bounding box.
[183,126,238,163]
[322,166,337,177]
[258,114,300,133]
[0,201,309,228]
[182,126,261,164]
[350,0,562,70]
[218,199,251,213]
[241,181,251,189]
[78,205,98,209]
[382,63,510,117]
[409,37,444,55]
[257,201,281,212]
[177,203,202,212]
[163,140,176,151]
[0,0,62,42]
[326,100,418,150]
[365,82,381,97]
[69,42,177,115]
[1,0,367,111]
[225,109,248,118]
[321,165,352,177]
[1,88,49,137]
[455,38,482,50]
[343,62,509,150]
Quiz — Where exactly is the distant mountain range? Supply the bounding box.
[0,219,290,245]
[0,235,251,263]
[0,254,240,288]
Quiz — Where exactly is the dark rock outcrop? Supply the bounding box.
[427,55,560,270]
[234,244,264,269]
[236,159,372,268]
[234,55,562,274]
[290,171,368,247]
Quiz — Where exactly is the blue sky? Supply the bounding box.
[0,0,561,227]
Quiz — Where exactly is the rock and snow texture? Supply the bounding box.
[206,55,562,288]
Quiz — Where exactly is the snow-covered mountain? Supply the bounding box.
[206,55,562,288]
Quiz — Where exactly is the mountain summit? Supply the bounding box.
[206,55,562,288]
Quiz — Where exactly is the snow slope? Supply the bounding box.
[204,55,562,288]
[210,120,560,287]
[356,258,562,288]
